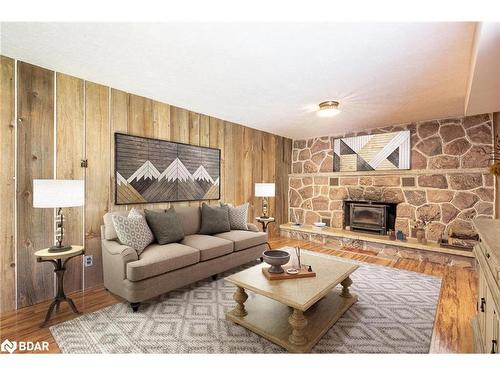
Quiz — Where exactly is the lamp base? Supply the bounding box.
[48,245,72,253]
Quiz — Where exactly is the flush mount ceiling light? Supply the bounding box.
[317,100,340,117]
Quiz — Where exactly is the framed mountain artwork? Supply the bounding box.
[114,133,221,204]
[333,130,410,172]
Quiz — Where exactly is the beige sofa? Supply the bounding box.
[101,206,268,312]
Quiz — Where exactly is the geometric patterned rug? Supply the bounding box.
[50,249,442,353]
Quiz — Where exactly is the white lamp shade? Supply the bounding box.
[33,179,84,208]
[255,183,275,197]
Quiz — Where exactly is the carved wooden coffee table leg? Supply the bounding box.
[231,286,248,317]
[340,276,353,298]
[288,308,308,346]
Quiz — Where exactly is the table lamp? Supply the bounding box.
[255,183,275,219]
[33,179,84,252]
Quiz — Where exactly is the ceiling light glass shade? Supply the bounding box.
[255,183,275,197]
[317,100,340,117]
[33,179,84,208]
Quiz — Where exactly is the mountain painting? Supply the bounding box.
[114,133,221,204]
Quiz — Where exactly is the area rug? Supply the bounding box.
[50,249,442,353]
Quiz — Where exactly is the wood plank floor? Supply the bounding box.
[0,236,477,354]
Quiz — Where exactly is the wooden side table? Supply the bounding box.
[35,246,85,327]
[256,216,275,232]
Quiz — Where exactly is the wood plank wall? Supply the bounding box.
[0,56,16,312]
[0,55,292,312]
[16,62,55,308]
[56,73,84,294]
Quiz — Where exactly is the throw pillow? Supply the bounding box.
[220,202,249,230]
[145,208,185,245]
[112,208,154,255]
[199,203,231,234]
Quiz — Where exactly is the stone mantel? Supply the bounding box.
[289,167,489,178]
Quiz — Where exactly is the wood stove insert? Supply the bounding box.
[344,200,397,235]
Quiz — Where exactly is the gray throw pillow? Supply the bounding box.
[220,202,249,230]
[112,208,154,255]
[199,203,231,234]
[145,208,185,245]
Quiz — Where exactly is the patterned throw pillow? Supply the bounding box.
[221,202,249,230]
[112,208,154,255]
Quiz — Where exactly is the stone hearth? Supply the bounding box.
[280,224,474,268]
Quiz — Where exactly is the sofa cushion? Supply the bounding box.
[181,234,233,261]
[214,230,267,251]
[199,203,231,234]
[174,207,201,235]
[220,202,249,230]
[103,211,127,240]
[145,208,184,245]
[112,208,154,255]
[126,243,200,282]
[104,209,164,240]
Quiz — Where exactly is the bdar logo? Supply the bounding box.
[1,339,17,354]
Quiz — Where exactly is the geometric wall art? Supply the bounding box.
[115,133,220,204]
[333,130,410,172]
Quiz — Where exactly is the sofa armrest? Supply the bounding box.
[247,223,259,232]
[101,225,138,291]
[100,225,138,261]
[102,238,138,261]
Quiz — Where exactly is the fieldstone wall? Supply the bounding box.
[289,113,495,241]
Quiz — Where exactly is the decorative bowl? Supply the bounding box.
[313,222,326,227]
[262,250,290,274]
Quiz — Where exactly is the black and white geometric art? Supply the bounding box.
[333,131,410,172]
[115,133,220,204]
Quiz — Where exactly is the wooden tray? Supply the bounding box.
[262,266,316,280]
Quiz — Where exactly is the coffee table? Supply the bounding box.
[225,251,359,353]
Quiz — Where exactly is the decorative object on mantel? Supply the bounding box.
[439,227,479,251]
[33,179,84,253]
[313,222,326,231]
[488,134,500,176]
[290,210,303,227]
[388,230,396,241]
[114,133,221,204]
[333,130,410,172]
[396,230,406,241]
[255,183,275,218]
[262,249,290,273]
[413,219,430,245]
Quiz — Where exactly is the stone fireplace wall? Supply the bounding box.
[289,113,495,241]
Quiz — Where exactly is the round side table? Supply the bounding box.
[256,216,275,232]
[35,246,85,327]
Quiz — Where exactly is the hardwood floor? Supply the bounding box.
[0,236,477,354]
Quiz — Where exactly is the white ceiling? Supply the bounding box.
[1,22,498,139]
[465,23,500,116]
